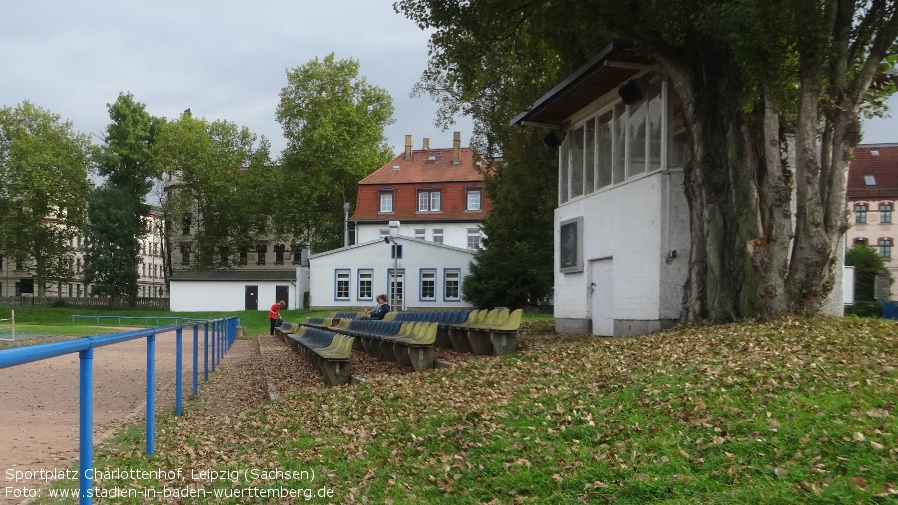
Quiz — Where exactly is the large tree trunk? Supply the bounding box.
[662,49,797,322]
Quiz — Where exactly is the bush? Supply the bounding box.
[845,300,882,318]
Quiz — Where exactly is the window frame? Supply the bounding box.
[417,189,442,212]
[467,228,482,250]
[357,269,373,301]
[466,189,482,211]
[559,217,584,273]
[881,203,892,224]
[856,203,868,224]
[443,268,461,301]
[379,191,394,214]
[335,269,351,301]
[879,238,892,259]
[419,268,437,302]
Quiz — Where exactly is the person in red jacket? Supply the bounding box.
[269,300,285,335]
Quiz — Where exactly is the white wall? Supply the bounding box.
[169,281,297,312]
[554,170,690,332]
[356,222,481,250]
[309,237,475,309]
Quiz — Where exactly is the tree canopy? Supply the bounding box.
[154,112,274,272]
[0,101,92,295]
[276,53,395,251]
[397,0,898,321]
[83,93,162,301]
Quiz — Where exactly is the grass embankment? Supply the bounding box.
[40,316,898,503]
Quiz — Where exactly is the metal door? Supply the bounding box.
[276,285,289,308]
[245,285,258,310]
[590,259,614,336]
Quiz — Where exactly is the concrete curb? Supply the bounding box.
[256,336,279,402]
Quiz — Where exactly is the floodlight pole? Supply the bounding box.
[343,202,350,248]
[385,236,399,310]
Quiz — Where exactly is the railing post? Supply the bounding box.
[146,331,155,455]
[211,321,217,372]
[175,327,183,416]
[79,346,94,505]
[192,324,199,396]
[203,323,209,382]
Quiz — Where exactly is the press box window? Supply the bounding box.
[559,217,584,273]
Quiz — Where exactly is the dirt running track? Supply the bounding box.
[0,329,209,504]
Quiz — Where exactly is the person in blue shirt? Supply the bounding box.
[366,294,391,320]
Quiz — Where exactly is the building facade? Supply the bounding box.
[350,132,490,250]
[514,42,843,336]
[846,143,898,299]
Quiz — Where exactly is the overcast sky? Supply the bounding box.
[1,0,895,165]
[0,0,475,157]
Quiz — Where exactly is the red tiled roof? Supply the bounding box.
[847,144,898,199]
[350,143,491,222]
[358,147,484,185]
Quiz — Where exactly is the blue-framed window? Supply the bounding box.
[420,269,436,301]
[444,269,461,301]
[335,269,350,300]
[357,269,373,301]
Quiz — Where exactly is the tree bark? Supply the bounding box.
[661,47,795,322]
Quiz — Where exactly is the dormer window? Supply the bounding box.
[466,189,482,211]
[379,191,394,213]
[418,190,441,212]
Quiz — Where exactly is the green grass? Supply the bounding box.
[29,315,898,504]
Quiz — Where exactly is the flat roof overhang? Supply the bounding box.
[511,41,653,128]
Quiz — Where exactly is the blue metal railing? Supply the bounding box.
[0,316,239,505]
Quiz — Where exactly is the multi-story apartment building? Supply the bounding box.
[1,206,168,301]
[846,143,898,298]
[350,132,491,249]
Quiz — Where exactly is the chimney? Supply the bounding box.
[404,135,413,160]
[300,241,310,268]
[423,138,430,150]
[452,131,461,164]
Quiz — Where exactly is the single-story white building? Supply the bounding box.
[307,236,475,311]
[169,270,298,312]
[513,41,843,336]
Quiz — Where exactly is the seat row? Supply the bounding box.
[333,308,522,356]
[312,318,437,371]
[446,308,522,356]
[274,322,354,385]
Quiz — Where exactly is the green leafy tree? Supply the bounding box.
[462,131,556,309]
[84,93,162,302]
[276,53,395,251]
[154,112,274,273]
[397,0,898,321]
[845,242,894,301]
[82,186,143,297]
[0,101,92,296]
